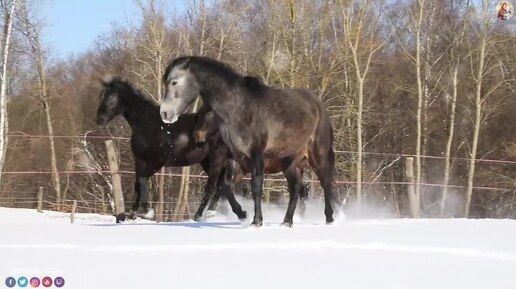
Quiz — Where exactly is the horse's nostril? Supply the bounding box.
[161,111,168,120]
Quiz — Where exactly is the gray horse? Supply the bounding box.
[160,56,340,227]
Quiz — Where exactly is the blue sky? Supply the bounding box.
[42,0,186,59]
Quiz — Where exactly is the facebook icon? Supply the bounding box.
[5,276,16,288]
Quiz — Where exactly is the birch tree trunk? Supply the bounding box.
[465,2,488,217]
[0,0,16,188]
[287,0,296,87]
[414,0,425,212]
[342,0,384,206]
[440,14,468,217]
[421,19,432,187]
[19,1,62,209]
[440,66,458,216]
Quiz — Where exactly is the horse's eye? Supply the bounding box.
[171,81,178,86]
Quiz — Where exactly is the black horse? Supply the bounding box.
[96,75,247,222]
[160,56,341,227]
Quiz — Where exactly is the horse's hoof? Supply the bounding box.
[143,208,155,220]
[238,210,248,222]
[206,210,217,218]
[115,213,126,223]
[128,210,138,220]
[281,221,293,228]
[250,219,263,227]
[297,202,307,218]
[325,217,335,225]
[193,213,202,222]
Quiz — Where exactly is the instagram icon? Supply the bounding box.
[30,277,40,287]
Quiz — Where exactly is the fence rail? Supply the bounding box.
[6,132,516,165]
[2,133,516,220]
[0,169,513,192]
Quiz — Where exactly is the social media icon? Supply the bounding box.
[54,277,65,288]
[5,277,16,288]
[18,276,29,288]
[41,276,52,288]
[30,277,41,288]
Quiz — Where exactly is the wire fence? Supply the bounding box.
[7,132,516,165]
[2,133,516,219]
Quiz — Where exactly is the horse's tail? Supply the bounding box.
[329,118,335,151]
[318,105,340,204]
[325,111,337,186]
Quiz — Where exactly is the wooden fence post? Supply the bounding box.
[37,187,43,213]
[156,168,165,223]
[405,157,420,218]
[105,140,125,223]
[70,200,77,224]
[101,187,107,215]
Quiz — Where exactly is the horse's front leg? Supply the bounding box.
[130,159,155,220]
[194,166,222,222]
[249,149,265,227]
[194,150,226,222]
[128,177,142,220]
[219,160,247,221]
[138,175,155,220]
[130,175,154,220]
[206,178,223,215]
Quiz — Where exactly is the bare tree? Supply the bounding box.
[390,0,428,216]
[341,0,384,206]
[413,0,425,216]
[464,0,500,217]
[440,4,469,216]
[0,0,16,187]
[17,0,62,209]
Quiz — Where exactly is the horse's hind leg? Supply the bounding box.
[281,158,302,227]
[296,156,309,219]
[310,146,340,224]
[219,161,247,221]
[297,179,309,219]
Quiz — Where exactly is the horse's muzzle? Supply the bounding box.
[160,110,178,124]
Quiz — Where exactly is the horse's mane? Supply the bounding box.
[101,75,158,107]
[164,56,244,84]
[164,57,267,97]
[243,75,266,97]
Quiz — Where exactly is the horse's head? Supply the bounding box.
[160,57,200,124]
[96,75,126,126]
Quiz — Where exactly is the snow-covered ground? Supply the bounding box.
[1,202,516,289]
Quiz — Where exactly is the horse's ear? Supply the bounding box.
[99,77,108,87]
[182,58,190,69]
[244,75,263,91]
[100,74,114,87]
